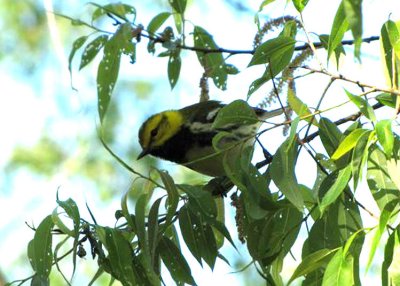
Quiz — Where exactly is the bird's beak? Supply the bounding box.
[137,148,150,160]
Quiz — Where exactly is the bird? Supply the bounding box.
[137,100,285,177]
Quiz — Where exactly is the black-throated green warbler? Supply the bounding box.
[137,100,284,177]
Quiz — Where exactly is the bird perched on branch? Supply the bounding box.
[137,100,285,177]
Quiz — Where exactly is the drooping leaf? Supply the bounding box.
[168,0,187,14]
[345,89,376,122]
[376,119,394,157]
[158,236,196,285]
[178,184,217,219]
[322,248,354,285]
[68,35,88,75]
[351,130,372,190]
[147,12,171,35]
[343,0,363,59]
[157,170,179,229]
[79,35,108,70]
[287,87,317,126]
[319,117,344,156]
[327,1,349,64]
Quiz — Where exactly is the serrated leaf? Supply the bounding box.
[319,165,352,214]
[79,35,108,70]
[147,12,171,35]
[212,100,258,129]
[376,119,394,157]
[292,0,309,12]
[28,215,54,280]
[345,89,376,122]
[270,138,304,211]
[332,128,368,160]
[327,2,349,64]
[322,248,354,286]
[158,236,196,285]
[288,248,337,285]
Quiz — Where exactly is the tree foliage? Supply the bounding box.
[8,0,400,285]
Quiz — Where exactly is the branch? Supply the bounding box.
[141,31,380,56]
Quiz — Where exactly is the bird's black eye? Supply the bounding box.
[151,128,159,137]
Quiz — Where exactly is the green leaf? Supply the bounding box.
[270,138,304,211]
[288,248,337,285]
[331,128,368,160]
[322,248,354,286]
[178,205,202,264]
[147,197,162,267]
[193,26,227,90]
[258,0,277,11]
[287,87,317,126]
[178,184,217,219]
[292,0,309,12]
[376,119,394,157]
[169,0,187,14]
[68,35,88,74]
[388,230,400,285]
[383,230,396,285]
[381,20,400,88]
[212,100,258,129]
[135,193,149,256]
[327,1,349,64]
[147,12,171,35]
[367,201,398,272]
[97,23,133,123]
[319,165,352,214]
[91,3,136,22]
[158,236,196,285]
[157,170,179,229]
[367,145,399,210]
[343,0,363,59]
[103,228,137,285]
[249,36,296,66]
[28,216,54,280]
[79,35,108,70]
[351,130,372,190]
[345,89,376,122]
[168,49,181,89]
[376,92,397,108]
[319,117,344,156]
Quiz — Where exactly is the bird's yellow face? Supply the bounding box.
[138,110,183,158]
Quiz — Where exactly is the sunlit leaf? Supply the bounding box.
[376,120,394,157]
[343,0,363,59]
[168,0,187,14]
[345,89,376,122]
[322,248,354,285]
[332,128,368,160]
[147,12,171,35]
[292,0,309,12]
[327,2,349,64]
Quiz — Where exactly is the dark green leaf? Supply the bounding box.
[327,2,349,63]
[168,50,181,89]
[28,216,54,279]
[103,228,137,285]
[79,35,108,70]
[376,93,397,108]
[382,230,396,285]
[376,119,394,157]
[178,205,202,264]
[193,26,227,90]
[158,236,196,285]
[331,128,368,160]
[97,24,133,123]
[91,3,136,22]
[292,0,309,12]
[322,248,354,285]
[249,36,296,66]
[319,34,346,66]
[157,170,179,228]
[288,248,337,284]
[178,184,217,219]
[319,165,352,214]
[147,12,171,35]
[169,0,187,14]
[319,117,344,156]
[212,100,258,129]
[68,36,88,74]
[270,138,304,211]
[148,197,163,267]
